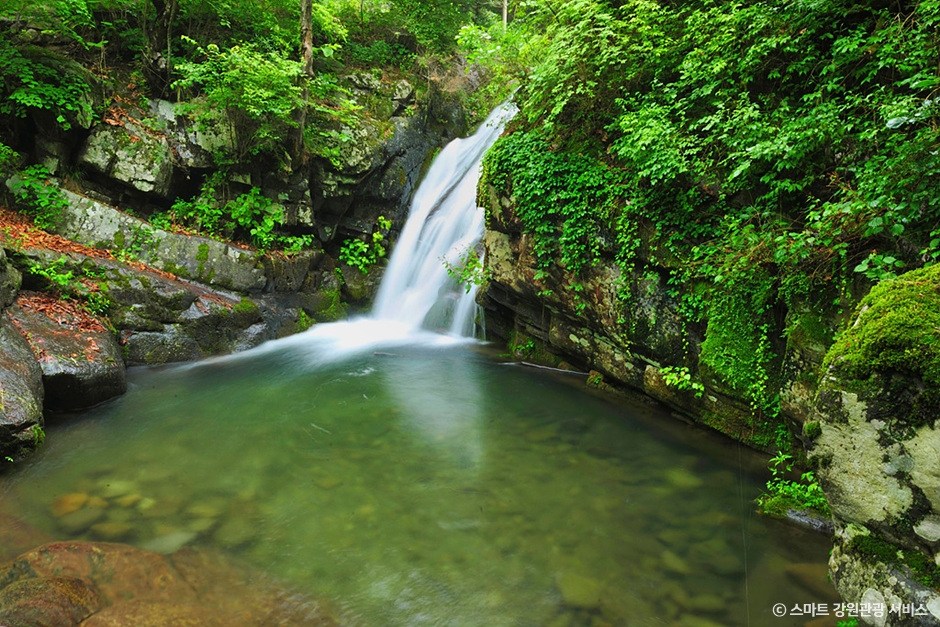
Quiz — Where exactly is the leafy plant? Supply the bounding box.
[757,452,830,518]
[443,247,492,293]
[338,215,390,273]
[660,366,704,398]
[9,165,68,230]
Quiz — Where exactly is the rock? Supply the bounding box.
[98,478,138,499]
[0,247,22,307]
[80,600,244,627]
[0,315,44,462]
[0,512,55,562]
[555,572,603,609]
[56,506,106,534]
[661,549,693,575]
[213,516,257,548]
[90,522,135,541]
[51,493,90,518]
[0,576,104,627]
[6,295,126,411]
[56,191,267,292]
[148,98,236,169]
[140,530,198,554]
[664,467,703,489]
[78,121,174,196]
[915,515,940,543]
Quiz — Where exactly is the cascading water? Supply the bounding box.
[372,102,516,336]
[240,102,516,365]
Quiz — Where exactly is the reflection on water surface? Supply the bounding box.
[0,341,835,626]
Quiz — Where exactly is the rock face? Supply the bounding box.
[481,188,783,448]
[56,191,268,293]
[0,247,21,307]
[0,316,44,461]
[7,293,126,411]
[809,263,940,623]
[78,122,174,197]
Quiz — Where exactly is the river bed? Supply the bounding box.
[0,338,835,626]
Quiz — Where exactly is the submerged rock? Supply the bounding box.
[0,576,104,627]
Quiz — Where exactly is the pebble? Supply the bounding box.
[87,496,109,509]
[98,479,138,499]
[140,530,198,554]
[57,507,105,534]
[663,467,703,489]
[315,476,344,490]
[188,517,217,533]
[185,503,224,518]
[661,550,692,575]
[116,494,142,508]
[214,517,257,548]
[51,493,89,518]
[555,572,602,609]
[90,522,134,541]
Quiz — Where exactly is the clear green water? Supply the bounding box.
[0,340,834,626]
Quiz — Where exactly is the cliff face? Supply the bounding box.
[481,182,828,452]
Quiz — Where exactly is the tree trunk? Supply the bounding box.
[145,0,177,97]
[291,0,316,167]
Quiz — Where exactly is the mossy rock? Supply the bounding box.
[825,263,940,391]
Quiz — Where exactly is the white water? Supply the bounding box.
[217,102,516,367]
[372,102,517,335]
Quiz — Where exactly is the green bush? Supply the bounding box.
[9,165,68,230]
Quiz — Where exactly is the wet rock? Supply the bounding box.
[98,479,138,499]
[140,530,198,554]
[51,493,90,518]
[0,541,194,604]
[0,316,45,462]
[90,522,135,542]
[0,576,104,627]
[661,549,693,575]
[784,562,839,600]
[6,296,126,411]
[57,506,106,534]
[78,121,174,197]
[0,512,55,562]
[555,572,603,609]
[214,517,257,548]
[80,599,243,627]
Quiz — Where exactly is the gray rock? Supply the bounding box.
[78,122,174,197]
[0,316,44,462]
[55,190,267,292]
[0,248,22,307]
[148,99,235,169]
[123,326,205,366]
[6,301,126,411]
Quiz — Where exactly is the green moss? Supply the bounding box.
[314,287,346,322]
[803,421,822,440]
[295,309,314,333]
[161,262,190,279]
[233,297,258,315]
[825,264,940,389]
[196,243,210,262]
[848,531,940,589]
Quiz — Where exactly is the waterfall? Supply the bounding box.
[371,102,516,336]
[216,102,516,367]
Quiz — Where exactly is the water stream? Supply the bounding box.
[0,104,836,626]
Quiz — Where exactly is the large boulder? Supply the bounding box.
[78,121,174,197]
[147,99,235,170]
[809,263,940,623]
[6,292,126,411]
[55,190,267,292]
[0,542,339,626]
[0,315,45,462]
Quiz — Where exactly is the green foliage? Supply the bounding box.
[173,38,303,162]
[295,309,314,333]
[443,247,491,293]
[26,255,74,291]
[0,141,19,174]
[338,215,389,273]
[660,366,704,398]
[757,452,830,518]
[9,165,68,231]
[849,531,940,589]
[0,40,92,130]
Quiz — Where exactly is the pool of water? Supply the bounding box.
[0,337,835,626]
